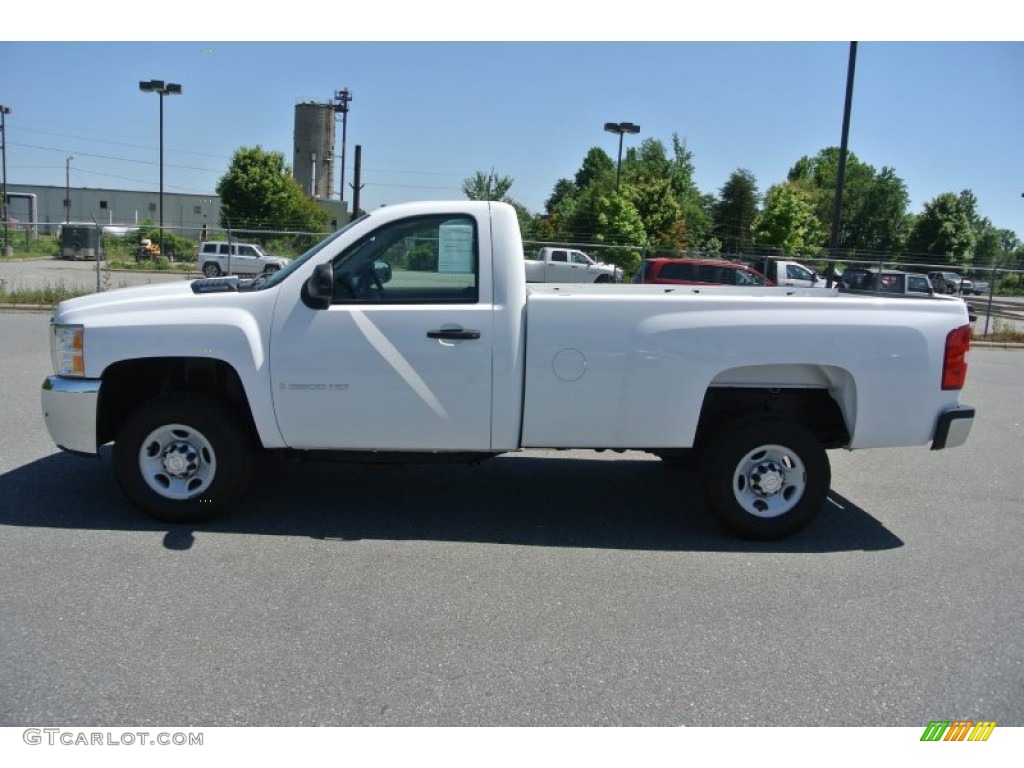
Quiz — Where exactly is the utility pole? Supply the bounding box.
[65,155,73,223]
[333,88,352,209]
[350,144,363,220]
[1,105,10,255]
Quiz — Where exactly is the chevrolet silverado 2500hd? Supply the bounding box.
[41,201,975,539]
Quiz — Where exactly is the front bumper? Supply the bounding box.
[41,376,101,455]
[931,405,975,450]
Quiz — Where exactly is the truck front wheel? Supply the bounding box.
[113,394,252,524]
[700,418,830,540]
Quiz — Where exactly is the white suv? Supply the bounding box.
[196,241,290,277]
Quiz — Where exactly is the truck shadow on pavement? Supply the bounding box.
[0,451,903,553]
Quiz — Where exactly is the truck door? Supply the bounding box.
[784,262,817,287]
[234,244,262,275]
[546,249,575,281]
[269,212,494,451]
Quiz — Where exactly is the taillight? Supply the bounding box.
[942,324,971,390]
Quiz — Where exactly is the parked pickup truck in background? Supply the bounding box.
[928,271,973,295]
[41,201,975,540]
[748,258,822,288]
[840,269,977,321]
[840,269,935,296]
[525,247,622,283]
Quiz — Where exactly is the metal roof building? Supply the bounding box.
[5,184,221,239]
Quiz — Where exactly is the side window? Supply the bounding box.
[695,265,720,283]
[787,264,812,281]
[876,274,903,293]
[659,262,694,281]
[218,244,230,255]
[571,252,589,265]
[908,275,929,293]
[551,250,568,263]
[330,214,478,304]
[239,246,257,257]
[735,269,761,286]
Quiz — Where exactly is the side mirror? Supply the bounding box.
[302,263,334,310]
[373,260,392,285]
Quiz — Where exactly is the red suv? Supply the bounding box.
[633,258,773,286]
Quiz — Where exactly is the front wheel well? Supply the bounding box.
[97,357,257,447]
[695,387,849,451]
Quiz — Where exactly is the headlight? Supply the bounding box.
[51,324,85,376]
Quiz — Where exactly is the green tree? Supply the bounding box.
[544,178,576,215]
[618,134,710,251]
[905,191,978,265]
[626,176,683,249]
[668,134,712,248]
[574,148,616,191]
[216,146,330,238]
[564,186,645,246]
[752,183,825,257]
[856,166,910,254]
[787,148,909,255]
[539,132,711,252]
[713,169,759,255]
[461,169,515,202]
[972,219,1002,268]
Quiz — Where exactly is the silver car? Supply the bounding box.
[196,241,290,277]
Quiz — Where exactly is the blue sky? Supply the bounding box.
[2,38,1022,238]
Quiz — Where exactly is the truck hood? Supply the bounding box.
[52,279,246,325]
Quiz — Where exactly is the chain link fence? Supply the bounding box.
[0,222,331,301]
[4,226,1023,335]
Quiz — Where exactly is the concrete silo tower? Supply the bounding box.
[293,102,335,199]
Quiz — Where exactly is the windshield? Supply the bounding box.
[246,214,369,290]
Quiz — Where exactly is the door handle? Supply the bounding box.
[427,329,481,340]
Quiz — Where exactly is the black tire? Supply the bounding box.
[202,262,222,278]
[699,418,830,540]
[113,393,252,524]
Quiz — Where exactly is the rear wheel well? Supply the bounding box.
[97,358,257,447]
[695,387,849,451]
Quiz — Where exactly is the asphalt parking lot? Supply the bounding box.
[1,310,1021,726]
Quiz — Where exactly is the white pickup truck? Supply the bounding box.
[752,258,823,288]
[525,246,622,283]
[41,201,975,539]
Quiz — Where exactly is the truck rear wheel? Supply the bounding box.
[113,394,252,524]
[700,418,830,540]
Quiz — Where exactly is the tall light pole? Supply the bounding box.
[603,121,640,192]
[333,88,352,209]
[1,104,10,254]
[827,42,858,288]
[139,79,182,257]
